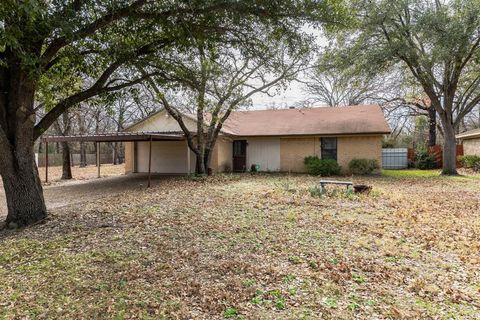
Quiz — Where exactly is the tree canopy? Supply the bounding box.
[0,0,346,227]
[323,0,480,174]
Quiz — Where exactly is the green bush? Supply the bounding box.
[459,155,480,172]
[348,158,380,175]
[414,150,436,170]
[304,156,341,176]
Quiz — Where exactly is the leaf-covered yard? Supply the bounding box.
[0,172,479,319]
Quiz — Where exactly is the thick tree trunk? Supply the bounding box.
[0,59,48,227]
[61,141,72,179]
[428,107,437,147]
[195,154,207,175]
[442,124,458,175]
[204,148,211,174]
[2,149,47,228]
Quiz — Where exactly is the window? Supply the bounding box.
[321,138,337,160]
[233,140,246,157]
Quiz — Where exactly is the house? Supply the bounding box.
[456,128,480,156]
[124,105,391,174]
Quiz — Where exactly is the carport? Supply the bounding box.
[41,132,185,187]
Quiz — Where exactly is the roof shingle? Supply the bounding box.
[221,105,391,136]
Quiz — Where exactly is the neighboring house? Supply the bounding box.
[456,128,480,156]
[124,105,391,174]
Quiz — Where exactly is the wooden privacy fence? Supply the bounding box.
[407,145,464,168]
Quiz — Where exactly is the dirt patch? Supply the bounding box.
[0,165,125,219]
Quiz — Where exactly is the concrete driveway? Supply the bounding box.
[0,174,170,220]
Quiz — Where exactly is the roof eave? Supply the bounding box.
[228,131,391,137]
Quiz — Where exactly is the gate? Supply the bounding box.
[382,148,408,169]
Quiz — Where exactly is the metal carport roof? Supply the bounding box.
[40,132,185,187]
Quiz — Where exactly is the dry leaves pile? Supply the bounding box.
[0,172,479,319]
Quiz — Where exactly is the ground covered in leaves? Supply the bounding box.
[0,171,479,319]
[38,164,125,184]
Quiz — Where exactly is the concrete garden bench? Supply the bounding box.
[319,180,354,193]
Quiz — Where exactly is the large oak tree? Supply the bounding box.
[0,0,343,228]
[327,0,480,174]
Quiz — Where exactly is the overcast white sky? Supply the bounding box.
[249,81,307,109]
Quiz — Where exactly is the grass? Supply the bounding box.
[383,168,480,181]
[382,169,442,178]
[1,172,480,319]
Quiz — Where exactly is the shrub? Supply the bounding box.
[382,138,395,148]
[414,150,436,170]
[304,156,341,176]
[348,158,379,175]
[459,155,480,172]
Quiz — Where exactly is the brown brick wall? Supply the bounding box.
[463,138,480,156]
[280,137,318,172]
[279,135,383,173]
[125,135,383,174]
[337,136,382,170]
[124,142,134,173]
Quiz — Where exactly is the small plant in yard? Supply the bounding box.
[288,255,302,264]
[288,287,297,296]
[270,290,287,310]
[308,260,319,270]
[348,158,379,175]
[348,301,361,312]
[286,211,298,222]
[309,185,325,197]
[282,274,296,284]
[323,297,338,309]
[352,273,366,284]
[304,156,341,176]
[459,155,480,172]
[276,179,297,193]
[384,255,403,263]
[242,278,256,287]
[275,297,286,310]
[223,307,239,318]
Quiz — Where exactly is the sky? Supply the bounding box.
[249,26,326,110]
[249,81,307,109]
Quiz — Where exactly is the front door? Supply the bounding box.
[233,140,247,172]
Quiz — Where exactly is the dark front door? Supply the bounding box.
[233,140,247,172]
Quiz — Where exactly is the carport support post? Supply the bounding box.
[45,141,49,183]
[148,135,152,188]
[186,141,191,174]
[96,141,100,178]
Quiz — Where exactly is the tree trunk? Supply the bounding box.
[204,148,211,174]
[79,142,87,167]
[442,124,458,175]
[0,59,48,227]
[112,142,121,165]
[61,141,72,179]
[195,154,207,175]
[428,106,437,147]
[2,149,47,228]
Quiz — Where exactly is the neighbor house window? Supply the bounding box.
[321,138,337,160]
